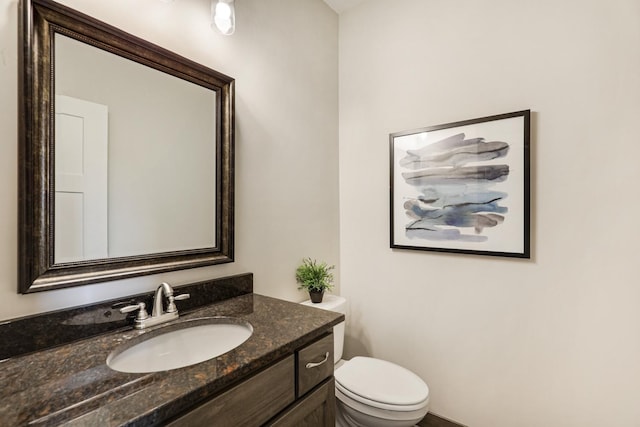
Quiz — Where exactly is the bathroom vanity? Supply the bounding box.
[169,333,335,426]
[0,282,343,426]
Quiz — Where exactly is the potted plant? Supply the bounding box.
[296,257,334,303]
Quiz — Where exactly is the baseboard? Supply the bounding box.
[418,412,467,427]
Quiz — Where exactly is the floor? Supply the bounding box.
[418,412,466,427]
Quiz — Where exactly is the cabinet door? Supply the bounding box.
[168,356,295,427]
[267,378,335,427]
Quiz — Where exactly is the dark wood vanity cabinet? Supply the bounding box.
[268,333,335,426]
[267,378,335,427]
[168,333,335,427]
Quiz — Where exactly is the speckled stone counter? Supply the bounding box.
[0,274,254,360]
[0,293,343,426]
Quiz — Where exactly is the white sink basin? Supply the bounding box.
[107,317,253,373]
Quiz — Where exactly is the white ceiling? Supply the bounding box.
[322,0,369,14]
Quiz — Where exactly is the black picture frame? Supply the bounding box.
[390,110,530,258]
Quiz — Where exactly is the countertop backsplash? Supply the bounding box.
[0,273,253,360]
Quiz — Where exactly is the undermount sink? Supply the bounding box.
[107,317,253,373]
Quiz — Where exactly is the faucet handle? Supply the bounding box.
[174,293,190,301]
[166,293,190,313]
[119,302,149,321]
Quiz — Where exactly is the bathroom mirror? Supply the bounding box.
[18,0,235,293]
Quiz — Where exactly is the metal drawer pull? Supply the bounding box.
[305,352,330,369]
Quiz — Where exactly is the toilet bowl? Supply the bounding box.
[301,295,429,427]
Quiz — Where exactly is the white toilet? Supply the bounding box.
[302,295,430,427]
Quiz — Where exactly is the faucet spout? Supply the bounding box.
[152,282,174,317]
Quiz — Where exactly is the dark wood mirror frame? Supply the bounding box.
[18,0,235,293]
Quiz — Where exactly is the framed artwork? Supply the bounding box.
[390,110,530,258]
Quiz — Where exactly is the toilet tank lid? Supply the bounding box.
[335,356,429,406]
[300,294,346,313]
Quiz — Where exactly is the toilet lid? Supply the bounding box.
[335,357,429,407]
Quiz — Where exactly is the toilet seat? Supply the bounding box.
[335,386,429,424]
[335,357,429,412]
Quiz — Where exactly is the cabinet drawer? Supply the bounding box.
[297,333,333,397]
[168,355,295,427]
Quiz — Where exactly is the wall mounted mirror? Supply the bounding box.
[18,0,235,293]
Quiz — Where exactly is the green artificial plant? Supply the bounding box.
[295,258,335,293]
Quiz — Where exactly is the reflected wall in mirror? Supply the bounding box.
[18,0,235,293]
[54,34,216,262]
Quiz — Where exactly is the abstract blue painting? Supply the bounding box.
[390,110,530,258]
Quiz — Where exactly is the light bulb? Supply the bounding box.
[215,2,231,19]
[212,0,235,35]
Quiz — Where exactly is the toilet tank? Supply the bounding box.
[300,295,346,362]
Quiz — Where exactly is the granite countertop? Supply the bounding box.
[0,294,343,426]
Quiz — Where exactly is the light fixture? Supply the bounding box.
[212,0,235,36]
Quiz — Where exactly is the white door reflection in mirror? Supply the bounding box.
[55,95,109,263]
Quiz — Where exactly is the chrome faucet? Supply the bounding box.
[153,282,175,317]
[119,282,190,329]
